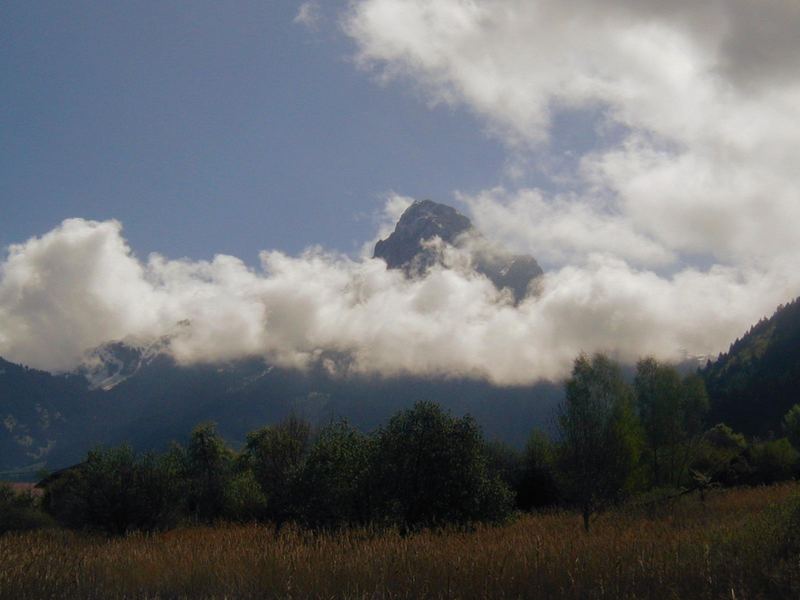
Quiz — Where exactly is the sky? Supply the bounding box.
[2,1,800,383]
[1,1,512,260]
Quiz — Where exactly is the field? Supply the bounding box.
[2,484,799,599]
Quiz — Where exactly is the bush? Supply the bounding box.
[517,430,560,510]
[43,446,183,534]
[747,438,799,485]
[179,423,237,523]
[242,416,311,527]
[295,421,372,529]
[369,401,513,530]
[0,483,53,534]
[224,469,267,522]
[691,423,750,486]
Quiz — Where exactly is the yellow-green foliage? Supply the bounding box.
[2,484,799,599]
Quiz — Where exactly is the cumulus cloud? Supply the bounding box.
[462,188,674,268]
[1,215,797,384]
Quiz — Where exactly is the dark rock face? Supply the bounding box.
[374,200,472,274]
[374,199,543,302]
[472,251,544,303]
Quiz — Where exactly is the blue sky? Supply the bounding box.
[1,1,510,261]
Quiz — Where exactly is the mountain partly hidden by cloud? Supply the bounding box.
[2,0,800,385]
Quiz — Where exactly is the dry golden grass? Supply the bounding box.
[2,484,799,599]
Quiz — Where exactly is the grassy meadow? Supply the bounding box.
[2,483,800,599]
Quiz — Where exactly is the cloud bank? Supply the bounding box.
[0,210,795,384]
[2,0,799,384]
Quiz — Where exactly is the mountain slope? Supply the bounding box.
[703,297,800,435]
[0,347,562,475]
[0,357,97,475]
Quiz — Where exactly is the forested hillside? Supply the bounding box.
[703,297,800,436]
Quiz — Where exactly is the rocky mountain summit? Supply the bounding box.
[374,200,543,302]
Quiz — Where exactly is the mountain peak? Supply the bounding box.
[374,200,543,302]
[374,200,473,270]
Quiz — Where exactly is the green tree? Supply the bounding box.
[180,422,236,522]
[295,421,372,529]
[634,359,709,487]
[517,430,560,510]
[747,438,799,485]
[370,401,513,530]
[43,445,182,534]
[0,483,53,534]
[682,373,710,439]
[242,415,311,528]
[224,468,267,522]
[692,423,749,486]
[558,353,642,531]
[783,404,800,450]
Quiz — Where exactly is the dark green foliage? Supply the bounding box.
[691,423,750,486]
[370,401,513,529]
[558,354,642,530]
[43,446,182,534]
[682,373,710,438]
[516,430,560,510]
[295,421,372,529]
[704,423,747,451]
[482,439,556,511]
[224,469,266,522]
[483,440,524,492]
[746,438,799,485]
[704,296,800,436]
[177,423,236,522]
[0,483,53,534]
[783,404,800,450]
[242,415,311,526]
[634,358,709,487]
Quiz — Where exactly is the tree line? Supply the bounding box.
[3,352,800,535]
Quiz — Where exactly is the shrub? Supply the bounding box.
[295,421,372,529]
[242,415,311,527]
[0,483,53,534]
[517,430,560,510]
[369,401,513,530]
[42,446,183,534]
[747,438,799,485]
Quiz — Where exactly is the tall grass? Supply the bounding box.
[2,484,799,599]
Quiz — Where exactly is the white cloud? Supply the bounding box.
[344,0,800,268]
[462,188,674,268]
[1,216,797,384]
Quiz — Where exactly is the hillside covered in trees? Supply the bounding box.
[703,296,800,436]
